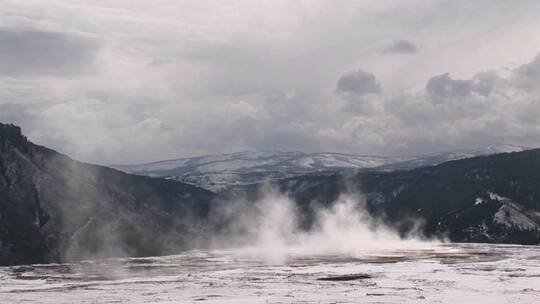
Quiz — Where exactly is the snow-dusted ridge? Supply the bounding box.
[112,144,529,191]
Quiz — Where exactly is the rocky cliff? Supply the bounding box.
[0,123,215,266]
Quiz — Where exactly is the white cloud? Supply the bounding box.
[1,1,540,163]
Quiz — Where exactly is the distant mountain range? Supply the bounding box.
[113,144,528,192]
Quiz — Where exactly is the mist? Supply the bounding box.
[208,187,437,264]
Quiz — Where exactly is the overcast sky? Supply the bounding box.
[1,0,540,164]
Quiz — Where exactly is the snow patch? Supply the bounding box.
[493,204,538,230]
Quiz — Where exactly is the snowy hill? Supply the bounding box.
[112,144,528,192]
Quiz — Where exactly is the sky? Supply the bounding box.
[1,0,540,164]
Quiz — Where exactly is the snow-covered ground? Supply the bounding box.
[1,243,539,303]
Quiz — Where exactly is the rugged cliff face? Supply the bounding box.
[0,123,215,266]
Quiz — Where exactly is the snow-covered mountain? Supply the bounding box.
[112,144,529,192]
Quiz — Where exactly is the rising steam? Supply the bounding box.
[210,188,437,263]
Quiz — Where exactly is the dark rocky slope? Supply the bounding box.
[0,123,215,266]
[361,150,540,244]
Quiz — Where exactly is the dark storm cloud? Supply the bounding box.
[426,73,473,101]
[514,53,540,91]
[336,70,381,96]
[516,53,540,78]
[425,72,499,104]
[383,40,417,54]
[0,29,99,76]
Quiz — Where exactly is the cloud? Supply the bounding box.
[0,103,31,126]
[336,70,381,96]
[425,72,498,104]
[1,1,540,163]
[383,40,417,54]
[0,29,99,76]
[515,53,540,79]
[425,73,474,102]
[513,53,540,92]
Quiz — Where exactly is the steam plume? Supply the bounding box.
[209,188,436,263]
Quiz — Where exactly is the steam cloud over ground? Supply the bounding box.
[209,189,434,263]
